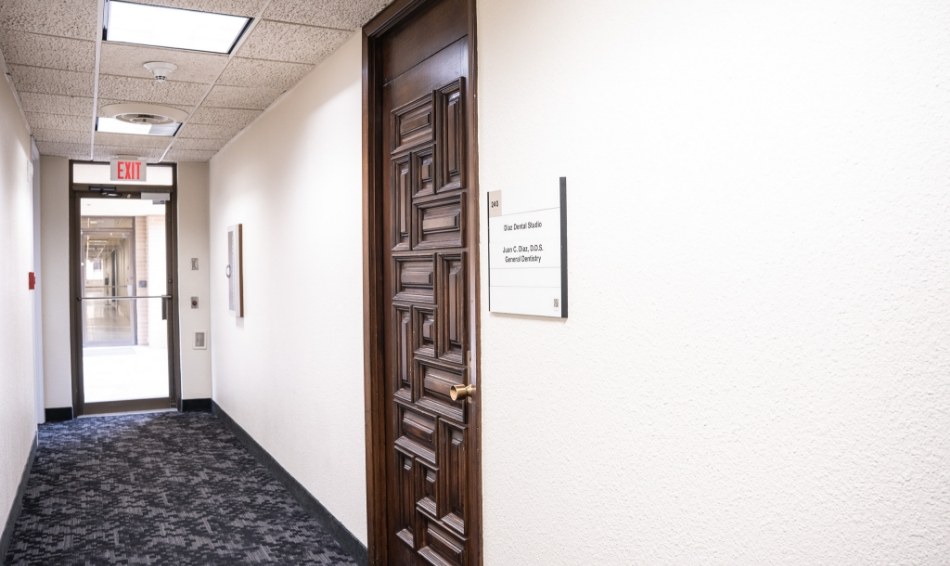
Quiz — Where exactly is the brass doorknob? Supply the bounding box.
[449,383,476,401]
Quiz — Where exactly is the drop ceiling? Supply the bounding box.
[0,0,391,163]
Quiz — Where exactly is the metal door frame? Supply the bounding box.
[68,160,182,416]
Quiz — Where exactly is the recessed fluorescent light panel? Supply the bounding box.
[97,117,180,136]
[104,1,251,54]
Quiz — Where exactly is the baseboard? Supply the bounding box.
[0,431,37,560]
[211,401,368,565]
[181,398,212,412]
[44,407,73,422]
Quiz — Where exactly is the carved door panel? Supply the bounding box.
[375,0,479,563]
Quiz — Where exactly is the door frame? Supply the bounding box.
[68,160,182,416]
[362,0,482,563]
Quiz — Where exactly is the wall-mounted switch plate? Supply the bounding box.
[191,258,199,270]
[194,331,207,349]
[190,296,199,309]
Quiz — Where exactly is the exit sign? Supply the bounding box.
[110,159,147,182]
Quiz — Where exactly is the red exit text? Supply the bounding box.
[110,159,147,182]
[116,161,142,180]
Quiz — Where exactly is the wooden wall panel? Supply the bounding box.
[419,517,465,566]
[416,358,465,422]
[392,155,411,251]
[438,253,466,364]
[392,95,434,154]
[394,306,412,402]
[413,146,436,198]
[441,421,467,535]
[413,305,437,359]
[395,405,437,465]
[395,452,416,548]
[393,255,435,303]
[413,196,464,249]
[438,79,465,193]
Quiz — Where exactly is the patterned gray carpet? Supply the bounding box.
[3,412,360,565]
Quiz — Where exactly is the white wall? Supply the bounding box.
[0,69,37,531]
[202,2,950,562]
[209,33,367,542]
[477,0,950,564]
[39,156,71,409]
[177,162,212,399]
[30,142,44,423]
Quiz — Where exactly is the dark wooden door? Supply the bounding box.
[365,0,480,564]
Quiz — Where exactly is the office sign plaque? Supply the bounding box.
[488,178,568,318]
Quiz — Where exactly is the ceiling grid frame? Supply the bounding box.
[0,0,393,162]
[157,0,273,162]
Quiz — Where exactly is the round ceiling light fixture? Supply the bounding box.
[100,102,189,126]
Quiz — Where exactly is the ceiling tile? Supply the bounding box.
[35,141,91,159]
[25,112,90,132]
[95,132,173,149]
[170,137,227,150]
[14,0,392,161]
[204,84,281,109]
[264,0,391,29]
[98,75,208,106]
[128,0,265,18]
[237,20,350,64]
[32,128,89,144]
[94,145,164,162]
[217,58,312,90]
[0,31,95,72]
[19,93,93,116]
[189,106,260,127]
[163,149,218,162]
[177,122,245,139]
[0,0,99,40]
[99,43,229,83]
[9,65,94,97]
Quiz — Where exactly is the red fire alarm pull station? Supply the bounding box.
[28,272,35,290]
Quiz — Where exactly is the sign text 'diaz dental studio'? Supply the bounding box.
[487,178,568,318]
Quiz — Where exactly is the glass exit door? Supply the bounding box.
[81,216,135,346]
[71,162,179,415]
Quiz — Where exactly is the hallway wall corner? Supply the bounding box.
[0,431,36,561]
[211,402,368,564]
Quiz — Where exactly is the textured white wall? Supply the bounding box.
[476,0,950,564]
[30,143,44,423]
[209,33,367,543]
[0,71,37,530]
[176,162,212,399]
[39,156,71,408]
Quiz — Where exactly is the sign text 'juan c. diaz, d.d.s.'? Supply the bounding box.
[488,178,568,318]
